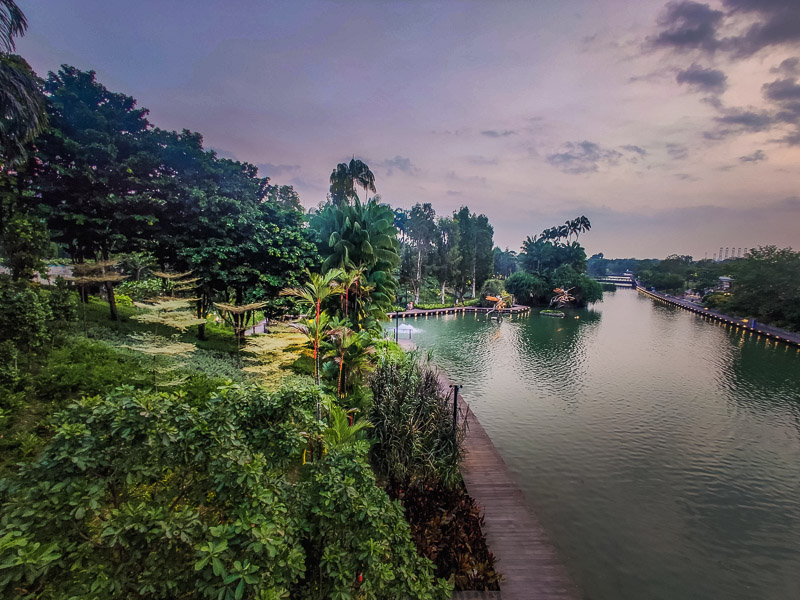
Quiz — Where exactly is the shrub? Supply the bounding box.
[47,277,77,325]
[504,271,549,305]
[115,278,164,300]
[479,278,505,298]
[0,277,52,354]
[392,482,501,591]
[0,382,451,599]
[114,292,134,307]
[368,353,464,489]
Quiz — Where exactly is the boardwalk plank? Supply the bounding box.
[457,397,581,600]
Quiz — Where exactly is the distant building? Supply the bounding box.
[718,276,733,290]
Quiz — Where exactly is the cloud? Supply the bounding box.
[705,109,774,139]
[666,143,689,159]
[256,162,301,176]
[621,144,647,156]
[762,77,800,102]
[464,155,499,166]
[650,1,724,52]
[771,57,800,76]
[546,141,623,174]
[739,149,767,162]
[721,0,800,58]
[676,63,728,94]
[675,172,698,181]
[649,1,800,58]
[481,129,517,138]
[379,155,417,176]
[761,77,800,143]
[446,190,462,196]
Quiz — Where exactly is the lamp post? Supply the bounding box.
[394,288,407,343]
[450,384,462,434]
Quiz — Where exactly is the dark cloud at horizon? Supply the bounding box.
[379,155,417,175]
[547,141,623,174]
[256,162,301,176]
[481,130,517,138]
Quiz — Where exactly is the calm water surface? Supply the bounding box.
[400,289,800,600]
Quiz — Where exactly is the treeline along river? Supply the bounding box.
[404,288,800,600]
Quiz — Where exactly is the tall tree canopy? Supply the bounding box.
[328,158,376,207]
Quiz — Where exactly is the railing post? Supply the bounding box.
[450,384,462,433]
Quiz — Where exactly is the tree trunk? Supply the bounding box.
[235,287,245,341]
[471,263,476,298]
[440,281,446,304]
[105,280,118,321]
[100,248,118,321]
[415,246,422,303]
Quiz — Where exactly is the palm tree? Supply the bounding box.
[321,397,372,451]
[281,269,344,384]
[577,215,592,239]
[0,1,47,165]
[348,157,376,202]
[310,197,401,327]
[328,158,376,207]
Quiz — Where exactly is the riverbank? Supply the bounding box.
[435,367,580,600]
[636,286,800,348]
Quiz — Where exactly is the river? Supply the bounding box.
[399,288,800,600]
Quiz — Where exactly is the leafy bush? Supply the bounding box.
[115,278,164,300]
[114,292,134,307]
[504,271,549,305]
[0,277,52,354]
[479,278,505,298]
[703,292,733,310]
[47,277,77,325]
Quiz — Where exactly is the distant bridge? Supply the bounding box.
[592,274,636,287]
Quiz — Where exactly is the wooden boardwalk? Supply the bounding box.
[387,304,530,319]
[456,397,581,600]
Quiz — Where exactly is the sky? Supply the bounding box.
[17,0,800,259]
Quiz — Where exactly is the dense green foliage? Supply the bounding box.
[513,216,602,307]
[0,380,450,599]
[726,246,800,331]
[396,204,494,304]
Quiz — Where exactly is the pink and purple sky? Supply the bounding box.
[19,0,800,258]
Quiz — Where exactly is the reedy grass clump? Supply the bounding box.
[368,351,465,490]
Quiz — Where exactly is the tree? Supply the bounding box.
[504,272,549,305]
[406,203,437,303]
[0,2,47,165]
[434,217,462,304]
[310,196,400,329]
[329,157,376,207]
[452,207,493,299]
[35,66,154,320]
[493,247,517,277]
[729,246,800,331]
[281,269,344,385]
